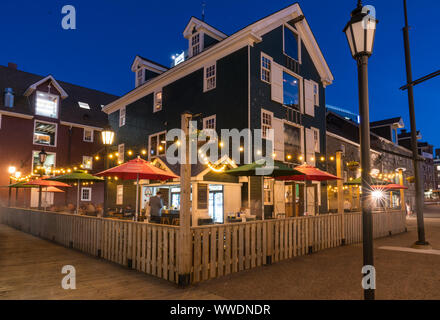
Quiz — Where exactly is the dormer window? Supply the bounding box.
[35,91,59,119]
[191,33,201,56]
[136,68,144,87]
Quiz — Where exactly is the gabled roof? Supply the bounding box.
[130,55,169,73]
[23,75,69,99]
[371,117,404,128]
[0,65,118,128]
[183,17,228,41]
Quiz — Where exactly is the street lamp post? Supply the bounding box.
[343,0,378,300]
[8,166,16,207]
[38,149,47,210]
[101,125,115,217]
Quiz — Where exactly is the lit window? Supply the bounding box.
[149,132,166,158]
[83,128,93,142]
[203,115,216,130]
[78,102,90,109]
[32,151,56,174]
[261,54,271,83]
[83,156,93,170]
[119,107,126,127]
[81,187,92,202]
[204,63,216,91]
[34,121,57,146]
[264,179,272,204]
[192,33,200,56]
[261,110,273,139]
[284,25,300,61]
[283,72,299,110]
[35,91,59,118]
[118,144,125,163]
[154,91,162,112]
[116,185,123,205]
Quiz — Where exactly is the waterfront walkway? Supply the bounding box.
[1,207,439,300]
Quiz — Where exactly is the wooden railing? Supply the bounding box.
[0,208,179,283]
[0,207,406,285]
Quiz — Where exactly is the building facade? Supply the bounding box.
[102,3,334,223]
[0,63,118,208]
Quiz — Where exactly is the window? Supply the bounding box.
[116,185,123,205]
[261,54,272,83]
[136,68,144,87]
[81,188,92,202]
[313,82,319,106]
[312,128,320,153]
[35,91,59,118]
[119,107,126,127]
[154,91,162,112]
[283,25,300,62]
[0,114,2,129]
[192,33,200,56]
[283,72,300,110]
[261,110,273,139]
[32,151,56,174]
[78,102,90,109]
[284,124,302,163]
[204,63,216,91]
[264,179,272,205]
[83,128,93,142]
[34,121,57,146]
[82,156,93,170]
[149,131,166,158]
[203,115,216,130]
[118,144,125,163]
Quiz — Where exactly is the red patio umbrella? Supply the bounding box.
[95,157,178,219]
[276,164,341,181]
[26,178,71,210]
[371,184,408,191]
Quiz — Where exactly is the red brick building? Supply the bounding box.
[0,63,118,208]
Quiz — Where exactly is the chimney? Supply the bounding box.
[7,62,17,69]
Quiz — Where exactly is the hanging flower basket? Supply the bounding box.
[347,161,360,171]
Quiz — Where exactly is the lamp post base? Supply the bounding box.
[411,241,432,250]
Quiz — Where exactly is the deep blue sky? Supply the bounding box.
[1,0,438,147]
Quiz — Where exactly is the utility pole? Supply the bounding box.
[178,112,192,287]
[402,0,429,247]
[336,150,345,245]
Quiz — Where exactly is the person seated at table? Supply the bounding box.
[123,204,134,218]
[149,191,163,223]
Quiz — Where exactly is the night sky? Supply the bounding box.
[1,0,438,147]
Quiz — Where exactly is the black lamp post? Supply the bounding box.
[101,125,115,216]
[343,0,378,300]
[37,148,47,210]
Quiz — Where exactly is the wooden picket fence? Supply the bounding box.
[0,207,406,285]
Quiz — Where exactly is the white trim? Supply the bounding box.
[116,184,124,205]
[282,67,304,114]
[183,17,227,40]
[119,107,126,127]
[311,127,320,153]
[35,90,60,119]
[83,128,94,143]
[33,119,58,148]
[326,131,381,155]
[131,56,168,73]
[81,187,92,202]
[261,109,273,139]
[0,110,34,119]
[283,23,302,64]
[203,62,217,92]
[118,144,125,163]
[23,75,68,99]
[203,114,216,130]
[260,52,272,84]
[148,131,167,160]
[154,90,163,112]
[60,121,103,131]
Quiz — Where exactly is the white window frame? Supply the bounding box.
[116,185,123,205]
[204,62,217,92]
[118,144,125,163]
[148,131,167,159]
[81,187,92,202]
[35,91,59,119]
[261,52,272,84]
[136,68,144,87]
[0,114,2,129]
[190,33,202,57]
[154,90,162,112]
[203,115,216,130]
[82,156,93,170]
[282,24,302,64]
[83,128,94,142]
[311,81,319,106]
[119,107,126,127]
[311,127,320,153]
[33,120,58,147]
[283,68,304,114]
[31,150,56,174]
[261,109,273,140]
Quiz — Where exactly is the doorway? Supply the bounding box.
[209,185,224,223]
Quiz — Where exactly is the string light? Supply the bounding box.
[128,150,133,156]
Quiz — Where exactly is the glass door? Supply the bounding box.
[209,185,224,223]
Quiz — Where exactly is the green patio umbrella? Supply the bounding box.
[48,170,104,214]
[345,177,392,186]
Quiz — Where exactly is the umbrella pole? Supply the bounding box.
[135,173,139,221]
[77,180,80,214]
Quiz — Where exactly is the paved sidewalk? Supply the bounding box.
[1,208,439,300]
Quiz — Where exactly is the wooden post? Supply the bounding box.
[336,151,345,244]
[398,169,406,212]
[178,112,192,287]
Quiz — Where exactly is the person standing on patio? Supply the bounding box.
[149,191,163,223]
